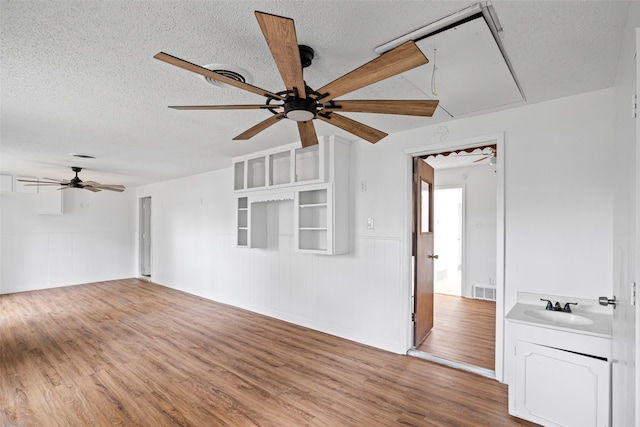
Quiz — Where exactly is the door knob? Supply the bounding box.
[428,254,439,259]
[598,296,617,308]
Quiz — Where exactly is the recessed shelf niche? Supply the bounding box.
[247,157,266,189]
[295,144,320,183]
[269,151,292,186]
[237,197,248,246]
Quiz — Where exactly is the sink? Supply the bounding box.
[523,309,595,326]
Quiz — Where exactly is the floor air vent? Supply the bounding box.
[472,285,496,301]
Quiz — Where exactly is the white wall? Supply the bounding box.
[353,89,614,313]
[436,164,497,297]
[0,188,136,293]
[137,170,406,352]
[137,88,614,354]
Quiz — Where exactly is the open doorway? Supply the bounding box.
[433,187,463,296]
[139,196,152,278]
[409,138,502,378]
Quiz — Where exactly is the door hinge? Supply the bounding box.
[631,282,636,306]
[632,94,637,118]
[411,312,416,322]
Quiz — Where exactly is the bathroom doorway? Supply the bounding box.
[408,135,503,379]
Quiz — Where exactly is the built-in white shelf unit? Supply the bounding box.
[233,136,349,254]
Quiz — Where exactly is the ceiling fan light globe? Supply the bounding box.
[285,109,315,122]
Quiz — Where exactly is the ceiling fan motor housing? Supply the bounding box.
[71,166,83,187]
[284,98,317,122]
[299,45,314,68]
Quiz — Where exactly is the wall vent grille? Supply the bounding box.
[472,285,496,301]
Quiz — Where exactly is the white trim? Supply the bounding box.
[407,348,496,379]
[403,132,506,382]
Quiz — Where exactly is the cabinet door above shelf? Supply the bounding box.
[232,137,345,193]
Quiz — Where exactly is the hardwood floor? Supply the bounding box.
[1,279,535,426]
[418,293,496,371]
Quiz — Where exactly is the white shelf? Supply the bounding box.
[234,137,349,254]
[237,197,250,247]
[233,139,328,192]
[299,203,327,208]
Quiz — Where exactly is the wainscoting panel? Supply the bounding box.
[151,232,408,353]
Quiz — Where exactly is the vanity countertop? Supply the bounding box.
[505,303,612,338]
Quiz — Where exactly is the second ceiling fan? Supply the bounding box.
[155,11,439,148]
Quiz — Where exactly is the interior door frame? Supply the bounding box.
[403,132,505,381]
[139,196,152,278]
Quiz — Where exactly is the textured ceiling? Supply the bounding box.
[0,1,631,187]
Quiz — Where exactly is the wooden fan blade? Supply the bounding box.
[92,185,126,192]
[317,113,387,144]
[323,100,439,117]
[17,178,62,184]
[23,183,64,186]
[80,180,125,192]
[154,52,286,101]
[82,186,101,192]
[315,41,428,103]
[297,121,318,148]
[255,11,306,98]
[169,105,275,111]
[233,113,285,140]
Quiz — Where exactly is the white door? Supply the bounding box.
[139,196,152,277]
[610,27,639,427]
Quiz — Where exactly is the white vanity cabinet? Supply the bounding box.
[513,340,610,427]
[505,305,612,427]
[233,137,349,254]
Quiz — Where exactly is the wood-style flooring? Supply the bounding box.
[418,293,496,371]
[1,279,534,426]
